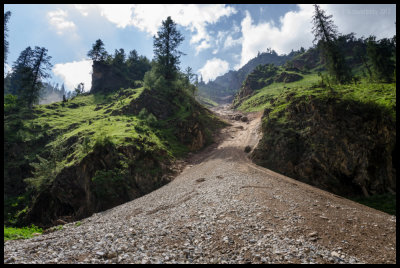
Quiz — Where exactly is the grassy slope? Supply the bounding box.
[32,87,171,163]
[237,71,395,120]
[236,71,396,215]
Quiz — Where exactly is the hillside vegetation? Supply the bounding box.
[4,85,225,228]
[4,16,227,229]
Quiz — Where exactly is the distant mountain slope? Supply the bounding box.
[197,50,296,104]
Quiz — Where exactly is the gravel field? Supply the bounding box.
[4,105,396,264]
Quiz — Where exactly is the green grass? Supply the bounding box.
[237,72,321,112]
[22,87,172,167]
[4,225,43,241]
[196,94,218,108]
[237,72,396,121]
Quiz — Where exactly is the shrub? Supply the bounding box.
[81,136,91,153]
[91,168,128,205]
[144,68,169,92]
[146,113,158,127]
[24,142,64,193]
[4,94,18,114]
[132,80,144,89]
[93,134,114,151]
[138,108,149,120]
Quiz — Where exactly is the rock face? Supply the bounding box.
[25,142,172,227]
[251,96,396,198]
[90,61,131,94]
[274,72,303,83]
[232,65,276,109]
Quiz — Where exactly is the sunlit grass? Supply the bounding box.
[4,225,43,241]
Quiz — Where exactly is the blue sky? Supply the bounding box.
[4,4,396,92]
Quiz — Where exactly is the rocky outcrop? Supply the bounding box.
[112,88,175,120]
[274,72,303,83]
[251,95,396,198]
[25,141,172,228]
[232,65,277,109]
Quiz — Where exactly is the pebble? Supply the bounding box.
[2,107,394,264]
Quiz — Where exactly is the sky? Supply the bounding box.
[4,4,396,92]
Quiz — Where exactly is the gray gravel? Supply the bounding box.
[4,106,396,264]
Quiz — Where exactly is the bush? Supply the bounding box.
[4,94,18,114]
[144,68,169,92]
[93,134,114,151]
[91,168,128,206]
[143,69,156,89]
[132,80,144,89]
[146,113,158,127]
[138,108,149,120]
[81,136,91,154]
[24,142,64,193]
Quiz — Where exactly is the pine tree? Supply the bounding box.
[153,16,185,81]
[366,36,396,83]
[74,82,84,95]
[4,11,11,64]
[60,83,66,97]
[25,47,53,108]
[312,4,352,84]
[10,46,34,96]
[112,48,127,74]
[87,39,108,62]
[353,38,372,79]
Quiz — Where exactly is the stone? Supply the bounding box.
[331,251,340,258]
[244,146,252,153]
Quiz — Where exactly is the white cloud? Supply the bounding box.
[224,35,242,50]
[97,4,135,28]
[53,60,93,92]
[130,4,236,54]
[237,6,314,69]
[47,9,77,36]
[320,4,396,39]
[198,58,229,82]
[4,63,12,76]
[195,40,211,55]
[74,4,90,16]
[73,4,236,54]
